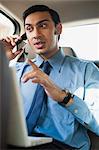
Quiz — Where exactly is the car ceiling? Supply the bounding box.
[0,0,99,24]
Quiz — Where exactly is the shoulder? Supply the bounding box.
[64,55,87,66]
[64,55,98,73]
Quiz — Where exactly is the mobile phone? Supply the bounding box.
[16,33,27,45]
[16,33,27,50]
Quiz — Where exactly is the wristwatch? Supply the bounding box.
[58,90,74,106]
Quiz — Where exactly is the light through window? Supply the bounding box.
[0,12,15,39]
[59,24,99,61]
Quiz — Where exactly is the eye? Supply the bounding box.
[39,23,47,28]
[25,26,33,32]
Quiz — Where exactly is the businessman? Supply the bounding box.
[2,5,99,150]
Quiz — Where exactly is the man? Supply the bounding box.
[2,5,99,150]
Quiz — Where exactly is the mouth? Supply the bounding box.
[34,41,45,49]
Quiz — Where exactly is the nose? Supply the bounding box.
[33,27,41,39]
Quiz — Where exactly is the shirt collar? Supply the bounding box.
[48,48,65,71]
[35,48,65,71]
[35,55,44,68]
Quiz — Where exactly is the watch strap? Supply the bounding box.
[58,90,74,106]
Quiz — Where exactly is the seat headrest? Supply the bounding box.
[93,61,99,68]
[61,47,77,57]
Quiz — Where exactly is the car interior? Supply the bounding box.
[0,0,99,150]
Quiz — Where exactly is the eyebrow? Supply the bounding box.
[25,19,50,26]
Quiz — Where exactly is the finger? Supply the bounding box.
[22,71,36,82]
[14,50,23,57]
[9,34,21,40]
[1,38,13,49]
[26,59,39,70]
[4,37,11,43]
[4,36,16,46]
[9,36,17,46]
[3,35,21,46]
[14,35,22,43]
[32,78,41,84]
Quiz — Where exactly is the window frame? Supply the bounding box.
[0,9,21,35]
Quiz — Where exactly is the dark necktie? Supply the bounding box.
[26,61,52,135]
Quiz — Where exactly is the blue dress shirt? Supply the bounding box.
[15,48,99,150]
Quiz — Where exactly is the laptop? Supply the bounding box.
[7,67,52,147]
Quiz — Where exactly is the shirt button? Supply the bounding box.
[74,109,78,113]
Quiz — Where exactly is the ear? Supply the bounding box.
[55,23,62,35]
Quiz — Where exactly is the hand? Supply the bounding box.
[22,59,66,102]
[0,35,23,60]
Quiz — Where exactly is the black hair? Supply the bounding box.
[23,5,61,26]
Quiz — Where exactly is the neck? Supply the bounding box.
[40,46,60,60]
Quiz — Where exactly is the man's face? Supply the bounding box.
[24,11,62,59]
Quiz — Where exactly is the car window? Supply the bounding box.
[0,10,20,39]
[59,23,99,61]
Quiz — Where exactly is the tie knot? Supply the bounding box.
[42,61,52,75]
